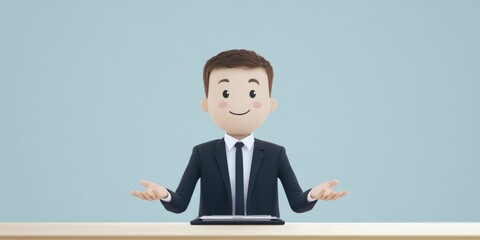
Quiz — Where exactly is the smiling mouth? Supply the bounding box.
[229,110,251,116]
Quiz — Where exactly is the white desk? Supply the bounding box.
[1,222,479,240]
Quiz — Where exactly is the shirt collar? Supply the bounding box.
[224,133,255,151]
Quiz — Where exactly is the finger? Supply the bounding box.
[325,191,336,201]
[141,191,154,201]
[140,179,151,188]
[132,191,147,200]
[321,189,332,200]
[337,191,348,200]
[327,179,339,188]
[146,190,157,200]
[338,191,349,199]
[331,191,343,200]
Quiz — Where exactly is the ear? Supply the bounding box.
[200,98,208,112]
[269,98,278,112]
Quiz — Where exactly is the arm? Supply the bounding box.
[277,147,317,213]
[160,146,201,213]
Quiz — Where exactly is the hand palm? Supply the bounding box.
[311,179,348,201]
[131,180,168,201]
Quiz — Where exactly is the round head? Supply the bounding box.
[200,50,277,138]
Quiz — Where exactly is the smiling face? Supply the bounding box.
[201,67,277,138]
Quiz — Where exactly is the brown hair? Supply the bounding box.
[203,49,274,97]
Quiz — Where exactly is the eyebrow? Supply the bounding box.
[218,79,229,84]
[248,79,260,85]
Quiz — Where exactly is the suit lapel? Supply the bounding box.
[247,139,265,206]
[214,139,233,208]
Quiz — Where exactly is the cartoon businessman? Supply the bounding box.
[131,49,348,217]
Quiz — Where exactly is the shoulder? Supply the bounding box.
[255,138,286,152]
[187,139,223,163]
[192,138,223,151]
[255,139,290,166]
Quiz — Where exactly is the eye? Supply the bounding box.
[222,90,229,98]
[249,90,256,98]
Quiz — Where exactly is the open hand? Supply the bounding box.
[131,180,168,201]
[310,179,349,201]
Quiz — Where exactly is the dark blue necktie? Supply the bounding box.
[234,142,245,215]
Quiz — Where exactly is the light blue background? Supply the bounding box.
[1,0,479,222]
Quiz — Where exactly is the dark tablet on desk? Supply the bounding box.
[190,215,285,225]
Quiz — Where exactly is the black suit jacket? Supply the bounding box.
[161,138,316,217]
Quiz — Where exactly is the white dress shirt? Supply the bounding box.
[223,133,255,215]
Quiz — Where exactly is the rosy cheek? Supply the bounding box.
[252,101,262,109]
[218,101,228,109]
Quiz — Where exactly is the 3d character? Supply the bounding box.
[131,49,348,217]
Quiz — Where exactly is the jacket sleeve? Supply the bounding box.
[160,146,201,213]
[277,147,317,213]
